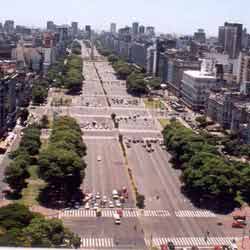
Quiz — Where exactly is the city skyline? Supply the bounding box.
[1,0,250,35]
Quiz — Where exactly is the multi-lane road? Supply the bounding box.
[7,41,244,249]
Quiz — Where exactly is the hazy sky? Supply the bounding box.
[1,0,249,35]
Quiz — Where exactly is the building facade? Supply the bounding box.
[181,61,218,111]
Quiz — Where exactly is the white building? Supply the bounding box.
[181,60,218,111]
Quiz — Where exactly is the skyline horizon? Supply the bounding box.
[1,0,250,36]
[0,19,248,37]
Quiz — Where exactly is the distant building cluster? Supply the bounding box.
[100,21,250,143]
[0,19,89,138]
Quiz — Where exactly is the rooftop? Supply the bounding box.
[184,70,216,80]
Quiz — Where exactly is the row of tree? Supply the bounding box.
[47,54,83,93]
[31,79,49,105]
[71,40,82,55]
[163,120,250,211]
[98,47,161,96]
[5,124,41,195]
[38,116,87,208]
[0,203,80,248]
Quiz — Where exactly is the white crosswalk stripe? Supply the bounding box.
[145,237,239,247]
[175,210,216,218]
[81,238,114,248]
[59,208,171,218]
[143,210,171,217]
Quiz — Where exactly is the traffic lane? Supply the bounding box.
[127,144,181,210]
[63,217,145,246]
[83,139,134,207]
[127,143,214,238]
[127,143,193,211]
[140,217,226,238]
[122,131,162,139]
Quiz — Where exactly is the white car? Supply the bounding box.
[115,200,121,207]
[102,196,108,203]
[85,202,90,210]
[109,201,114,208]
[97,156,102,162]
[93,203,99,210]
[96,192,101,199]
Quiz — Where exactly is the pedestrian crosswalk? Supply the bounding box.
[145,237,239,247]
[175,210,217,218]
[80,237,114,248]
[59,208,171,218]
[143,210,171,217]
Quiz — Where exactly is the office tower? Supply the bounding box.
[219,22,243,59]
[110,23,116,34]
[139,25,145,34]
[4,20,14,33]
[132,22,139,36]
[47,21,55,31]
[193,29,206,44]
[242,28,248,49]
[218,26,225,47]
[71,22,78,36]
[85,25,91,40]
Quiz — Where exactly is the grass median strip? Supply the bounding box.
[158,118,170,128]
[19,165,46,206]
[144,99,165,109]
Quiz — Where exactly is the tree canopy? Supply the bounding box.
[0,203,80,248]
[162,120,250,210]
[38,116,87,207]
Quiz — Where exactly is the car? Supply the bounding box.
[97,155,102,162]
[74,204,81,209]
[115,200,121,207]
[232,221,245,228]
[167,241,175,250]
[96,192,101,199]
[109,201,115,208]
[102,196,108,203]
[112,189,119,199]
[93,203,99,210]
[85,202,90,210]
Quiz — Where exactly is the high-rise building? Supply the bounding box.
[132,22,139,36]
[110,23,116,34]
[4,20,14,33]
[242,28,248,49]
[71,22,78,37]
[139,25,145,34]
[85,25,91,40]
[218,26,225,47]
[219,22,243,59]
[47,21,55,31]
[237,52,250,84]
[146,26,155,37]
[193,29,206,44]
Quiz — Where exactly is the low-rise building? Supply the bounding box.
[206,89,250,143]
[181,60,219,110]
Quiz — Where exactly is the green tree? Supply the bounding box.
[4,160,30,194]
[23,217,81,248]
[40,115,49,129]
